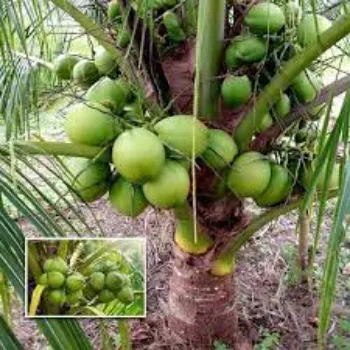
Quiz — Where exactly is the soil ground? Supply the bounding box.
[13,196,350,350]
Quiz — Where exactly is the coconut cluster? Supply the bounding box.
[221,2,332,140]
[85,260,134,305]
[39,256,85,306]
[38,256,134,307]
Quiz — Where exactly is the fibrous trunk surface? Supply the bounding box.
[167,249,238,349]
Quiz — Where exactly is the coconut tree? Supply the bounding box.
[0,0,350,349]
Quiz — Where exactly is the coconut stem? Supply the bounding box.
[235,14,350,150]
[211,189,338,276]
[193,0,226,119]
[174,202,214,255]
[6,141,111,162]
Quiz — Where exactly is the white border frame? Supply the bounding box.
[25,236,147,319]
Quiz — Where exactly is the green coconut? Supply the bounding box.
[225,35,268,70]
[72,59,100,88]
[297,14,332,47]
[221,75,252,108]
[53,54,80,80]
[255,164,293,207]
[256,113,273,133]
[116,286,134,304]
[284,2,302,27]
[107,1,121,21]
[112,128,165,183]
[86,77,127,114]
[47,272,65,289]
[154,115,209,157]
[94,46,119,77]
[142,160,190,209]
[302,163,340,191]
[202,129,238,170]
[291,70,323,118]
[116,78,134,103]
[65,273,85,292]
[43,257,68,274]
[244,2,286,34]
[65,102,119,146]
[68,158,111,203]
[109,176,148,217]
[118,29,131,48]
[38,273,48,286]
[98,289,115,303]
[292,70,321,102]
[163,11,186,42]
[66,290,83,305]
[47,289,66,305]
[227,152,271,198]
[105,271,125,291]
[274,93,291,119]
[88,272,105,291]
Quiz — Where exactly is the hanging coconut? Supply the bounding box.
[53,54,80,80]
[72,59,100,88]
[154,115,209,157]
[68,158,111,203]
[202,129,238,170]
[255,164,293,207]
[221,75,252,108]
[227,152,271,198]
[112,128,166,183]
[65,102,120,146]
[109,176,149,217]
[142,160,190,209]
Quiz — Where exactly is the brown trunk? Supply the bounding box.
[167,248,238,349]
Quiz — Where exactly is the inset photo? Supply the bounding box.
[25,238,146,318]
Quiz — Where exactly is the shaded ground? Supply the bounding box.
[13,195,350,349]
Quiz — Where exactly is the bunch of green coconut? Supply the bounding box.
[84,260,134,305]
[39,256,86,306]
[108,0,186,45]
[221,1,333,142]
[37,256,134,308]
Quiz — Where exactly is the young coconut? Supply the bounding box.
[88,272,106,292]
[65,102,120,146]
[65,273,85,292]
[107,0,121,22]
[225,35,268,70]
[273,93,291,119]
[302,163,340,191]
[112,128,166,183]
[98,289,115,303]
[105,271,126,291]
[43,257,68,275]
[53,54,80,80]
[227,152,271,198]
[244,2,286,34]
[221,75,252,108]
[68,158,111,203]
[47,289,66,305]
[142,160,190,209]
[255,164,293,207]
[109,176,148,217]
[202,129,238,170]
[94,46,119,78]
[116,286,134,304]
[47,272,66,289]
[154,115,209,157]
[67,290,83,305]
[163,11,186,42]
[297,14,332,47]
[86,77,128,114]
[72,59,100,88]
